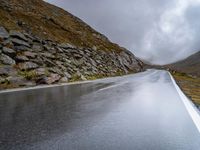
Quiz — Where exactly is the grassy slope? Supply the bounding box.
[167,52,200,106]
[166,51,200,77]
[172,72,200,106]
[0,0,125,52]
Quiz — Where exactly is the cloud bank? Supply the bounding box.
[46,0,200,64]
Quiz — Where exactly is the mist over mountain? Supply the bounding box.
[46,0,200,65]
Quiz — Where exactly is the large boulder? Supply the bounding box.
[38,73,61,84]
[0,54,16,65]
[0,26,9,39]
[0,66,17,76]
[6,76,36,87]
[23,51,37,58]
[35,68,47,76]
[18,62,39,70]
[9,31,28,41]
[2,47,16,57]
[60,77,68,83]
[15,55,29,62]
[11,38,30,47]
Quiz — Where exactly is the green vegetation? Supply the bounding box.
[18,70,37,80]
[69,70,130,82]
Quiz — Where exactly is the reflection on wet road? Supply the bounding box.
[0,70,200,150]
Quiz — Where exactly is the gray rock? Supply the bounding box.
[73,53,82,59]
[2,47,16,57]
[18,62,38,70]
[80,74,87,81]
[90,58,97,66]
[0,77,6,84]
[59,43,76,49]
[41,52,55,59]
[84,48,92,53]
[56,47,64,52]
[35,68,46,76]
[11,38,30,47]
[48,67,63,75]
[15,55,29,62]
[60,77,68,83]
[23,51,37,58]
[42,57,56,67]
[9,30,28,42]
[6,76,36,86]
[39,73,61,84]
[2,39,14,47]
[23,32,34,40]
[0,54,16,65]
[32,44,43,51]
[64,72,72,79]
[75,71,87,81]
[0,66,17,76]
[55,61,63,66]
[14,45,31,51]
[0,26,9,39]
[63,58,72,64]
[71,58,85,66]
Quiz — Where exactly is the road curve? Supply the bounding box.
[0,69,200,150]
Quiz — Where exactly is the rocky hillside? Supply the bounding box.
[166,51,200,77]
[0,0,143,90]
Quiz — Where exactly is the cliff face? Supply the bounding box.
[0,0,143,89]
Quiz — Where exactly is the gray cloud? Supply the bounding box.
[46,0,200,64]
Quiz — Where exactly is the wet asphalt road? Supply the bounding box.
[0,70,200,150]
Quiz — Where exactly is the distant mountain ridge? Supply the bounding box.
[166,51,200,77]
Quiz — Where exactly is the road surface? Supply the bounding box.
[0,69,200,150]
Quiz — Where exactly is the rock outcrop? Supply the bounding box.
[0,0,143,90]
[0,27,143,89]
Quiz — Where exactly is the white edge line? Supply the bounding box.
[98,82,128,91]
[169,72,200,133]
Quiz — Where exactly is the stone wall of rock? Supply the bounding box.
[0,26,143,89]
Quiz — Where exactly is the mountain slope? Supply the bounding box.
[167,51,200,107]
[0,0,124,51]
[0,0,143,90]
[166,51,200,77]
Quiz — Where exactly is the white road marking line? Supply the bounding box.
[169,72,200,133]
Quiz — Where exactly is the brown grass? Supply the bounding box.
[0,0,123,52]
[172,72,200,106]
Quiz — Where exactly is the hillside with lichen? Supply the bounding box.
[0,0,143,90]
[0,0,125,52]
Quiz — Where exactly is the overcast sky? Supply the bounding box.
[46,0,200,64]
